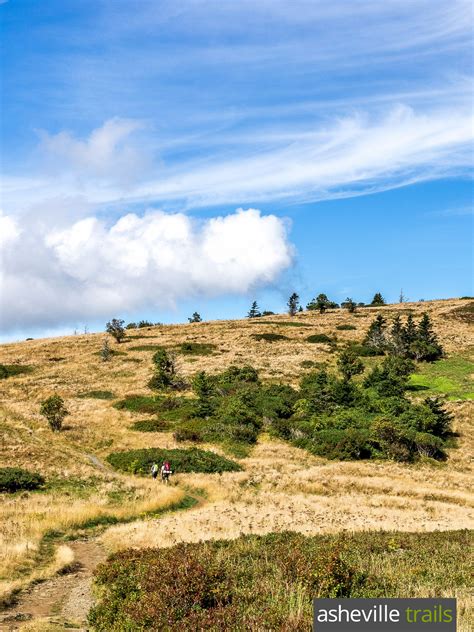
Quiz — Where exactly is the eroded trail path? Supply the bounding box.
[0,539,105,631]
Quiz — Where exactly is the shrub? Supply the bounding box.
[0,467,45,493]
[251,332,288,342]
[106,318,126,343]
[336,324,356,331]
[306,333,333,344]
[0,364,33,379]
[337,349,364,382]
[130,419,170,432]
[77,390,116,400]
[89,532,366,630]
[307,293,339,313]
[174,426,204,442]
[106,447,242,475]
[40,394,69,431]
[179,342,215,355]
[347,343,380,357]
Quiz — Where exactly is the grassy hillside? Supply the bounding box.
[0,298,473,628]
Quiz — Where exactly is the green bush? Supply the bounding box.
[306,333,334,344]
[179,341,216,355]
[89,532,366,630]
[336,324,357,331]
[130,419,170,432]
[0,364,33,379]
[77,390,116,400]
[40,394,69,431]
[0,467,45,493]
[347,343,380,357]
[106,447,242,475]
[174,426,204,442]
[251,332,289,342]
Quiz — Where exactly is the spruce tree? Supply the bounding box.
[370,292,386,306]
[192,371,215,417]
[148,348,176,389]
[337,348,364,382]
[402,314,417,350]
[364,314,387,353]
[247,301,261,318]
[188,312,203,323]
[287,293,300,316]
[307,293,336,313]
[411,313,443,361]
[389,315,405,356]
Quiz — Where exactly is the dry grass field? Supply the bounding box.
[0,298,473,628]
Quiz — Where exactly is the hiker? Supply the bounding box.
[151,462,159,480]
[161,460,172,484]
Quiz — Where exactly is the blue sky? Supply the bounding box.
[1,0,473,340]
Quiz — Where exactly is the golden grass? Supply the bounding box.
[0,298,472,601]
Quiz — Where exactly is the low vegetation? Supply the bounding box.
[77,390,116,400]
[90,529,473,631]
[409,355,474,400]
[0,364,32,379]
[251,332,289,342]
[106,447,242,475]
[306,333,334,344]
[178,341,216,355]
[39,394,69,431]
[0,467,45,493]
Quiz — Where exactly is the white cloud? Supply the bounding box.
[37,117,150,186]
[3,104,472,213]
[0,208,293,331]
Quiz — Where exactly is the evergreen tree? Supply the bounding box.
[402,314,417,350]
[106,318,126,343]
[100,339,112,362]
[148,348,176,390]
[307,293,337,313]
[287,293,300,316]
[364,314,388,353]
[342,297,357,313]
[389,315,405,356]
[370,292,386,306]
[337,349,364,382]
[410,313,443,361]
[423,397,452,437]
[188,312,203,323]
[192,371,215,417]
[247,301,261,318]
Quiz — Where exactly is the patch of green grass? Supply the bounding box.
[336,324,357,331]
[115,395,194,420]
[0,364,33,379]
[130,419,170,432]
[251,332,289,342]
[248,320,311,327]
[93,349,127,357]
[128,344,169,352]
[89,530,473,631]
[178,342,216,355]
[77,390,116,400]
[106,447,242,475]
[409,355,474,400]
[306,333,334,344]
[300,360,327,369]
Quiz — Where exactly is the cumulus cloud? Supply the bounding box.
[0,208,293,332]
[37,118,150,186]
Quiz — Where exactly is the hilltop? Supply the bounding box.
[0,298,473,629]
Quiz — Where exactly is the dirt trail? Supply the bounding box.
[0,540,105,631]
